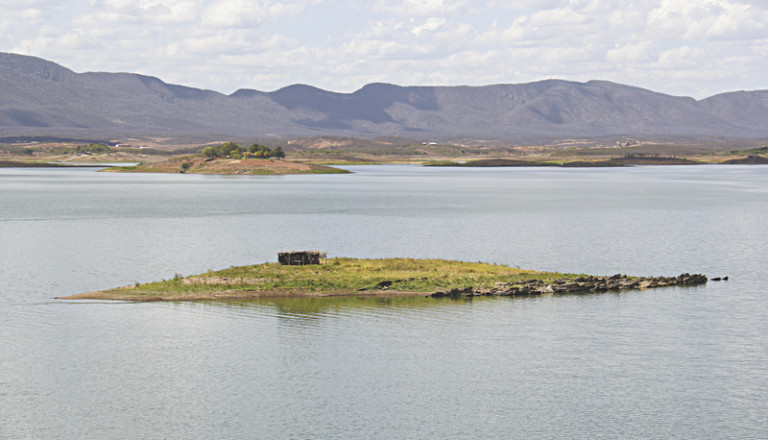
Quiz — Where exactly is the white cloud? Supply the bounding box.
[0,0,58,5]
[16,8,46,19]
[374,0,465,16]
[411,17,446,34]
[528,6,589,26]
[200,0,322,27]
[605,40,655,63]
[202,0,269,27]
[87,0,201,24]
[648,0,766,40]
[656,45,708,69]
[483,0,559,10]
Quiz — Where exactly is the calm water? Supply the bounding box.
[1,165,767,438]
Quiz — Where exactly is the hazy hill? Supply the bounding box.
[2,52,767,142]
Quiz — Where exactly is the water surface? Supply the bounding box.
[1,165,766,438]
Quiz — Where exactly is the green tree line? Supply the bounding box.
[201,142,284,159]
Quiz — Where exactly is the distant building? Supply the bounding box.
[278,251,327,265]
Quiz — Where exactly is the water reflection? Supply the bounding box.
[163,284,708,320]
[185,295,476,318]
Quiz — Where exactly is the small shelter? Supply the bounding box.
[278,251,326,265]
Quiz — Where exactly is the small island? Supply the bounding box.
[104,142,350,175]
[104,157,350,175]
[60,256,707,302]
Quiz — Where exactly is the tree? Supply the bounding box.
[246,143,283,159]
[200,142,245,159]
[218,142,242,157]
[249,144,273,158]
[199,142,286,160]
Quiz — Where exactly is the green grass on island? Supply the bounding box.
[63,258,585,301]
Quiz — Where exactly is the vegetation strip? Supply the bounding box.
[59,258,707,302]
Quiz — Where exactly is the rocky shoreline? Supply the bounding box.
[431,273,708,298]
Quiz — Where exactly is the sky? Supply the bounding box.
[2,0,767,99]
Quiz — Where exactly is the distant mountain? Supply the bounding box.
[2,52,767,142]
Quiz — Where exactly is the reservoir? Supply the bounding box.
[1,165,767,438]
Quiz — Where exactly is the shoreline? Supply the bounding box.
[0,160,107,168]
[60,289,429,301]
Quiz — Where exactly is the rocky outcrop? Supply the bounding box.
[431,273,707,298]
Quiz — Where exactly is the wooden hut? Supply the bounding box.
[278,251,326,265]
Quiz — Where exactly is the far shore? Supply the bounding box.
[3,138,767,172]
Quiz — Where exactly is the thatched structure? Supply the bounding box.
[278,251,326,265]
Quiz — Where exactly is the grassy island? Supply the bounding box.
[60,258,707,302]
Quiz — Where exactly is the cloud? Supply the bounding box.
[202,0,274,27]
[1,0,768,98]
[482,0,559,10]
[648,0,766,40]
[373,0,465,16]
[88,0,202,24]
[0,0,57,5]
[201,0,322,27]
[656,45,709,69]
[528,6,589,26]
[605,40,655,64]
[411,17,447,34]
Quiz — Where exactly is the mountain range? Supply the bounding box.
[2,52,767,142]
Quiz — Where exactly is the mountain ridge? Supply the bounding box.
[2,52,767,142]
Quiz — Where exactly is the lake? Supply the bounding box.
[1,165,767,438]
